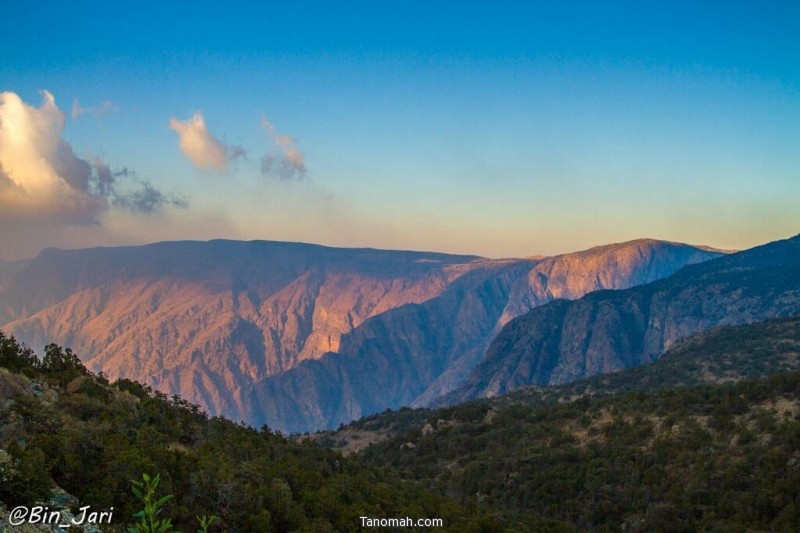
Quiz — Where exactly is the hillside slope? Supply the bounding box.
[322,315,800,453]
[0,333,499,532]
[327,316,800,530]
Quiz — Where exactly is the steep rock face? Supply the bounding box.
[243,240,722,432]
[497,239,716,326]
[0,241,479,418]
[0,238,721,429]
[244,262,527,432]
[411,241,717,406]
[448,234,800,404]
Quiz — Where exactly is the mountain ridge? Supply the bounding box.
[241,238,722,432]
[0,237,723,431]
[445,233,800,405]
[319,313,800,455]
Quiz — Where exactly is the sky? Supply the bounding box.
[1,1,799,261]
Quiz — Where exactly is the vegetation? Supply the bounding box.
[0,332,492,532]
[347,317,800,531]
[2,315,800,531]
[128,473,176,533]
[358,372,800,530]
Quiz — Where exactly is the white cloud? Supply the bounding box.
[169,112,240,171]
[0,90,185,223]
[0,90,188,259]
[0,90,106,221]
[260,116,307,180]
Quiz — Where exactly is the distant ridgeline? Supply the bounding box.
[0,238,724,432]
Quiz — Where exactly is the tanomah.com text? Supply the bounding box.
[360,516,443,528]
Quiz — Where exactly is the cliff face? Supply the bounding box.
[0,241,478,418]
[242,240,721,432]
[447,234,800,405]
[0,238,721,430]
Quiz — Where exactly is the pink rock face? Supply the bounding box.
[452,234,800,406]
[0,238,722,430]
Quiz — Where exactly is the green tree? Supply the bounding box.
[0,331,39,374]
[41,343,87,386]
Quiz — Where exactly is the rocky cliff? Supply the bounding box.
[446,233,800,404]
[0,241,479,419]
[242,239,720,432]
[0,238,721,430]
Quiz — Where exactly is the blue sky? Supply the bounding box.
[1,1,798,260]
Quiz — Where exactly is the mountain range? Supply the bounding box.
[0,238,720,432]
[445,233,800,405]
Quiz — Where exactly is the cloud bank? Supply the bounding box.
[260,116,307,180]
[0,90,184,222]
[169,112,243,171]
[0,90,186,259]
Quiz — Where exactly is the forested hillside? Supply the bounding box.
[4,316,799,531]
[359,372,800,530]
[0,332,498,532]
[323,316,800,531]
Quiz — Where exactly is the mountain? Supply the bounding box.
[242,239,720,432]
[5,313,799,530]
[0,258,30,295]
[494,314,800,408]
[0,238,721,431]
[0,240,479,420]
[447,233,800,404]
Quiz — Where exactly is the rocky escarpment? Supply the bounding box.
[0,238,721,430]
[0,241,479,419]
[446,233,800,404]
[242,240,722,432]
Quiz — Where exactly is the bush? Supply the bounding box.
[0,444,52,506]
